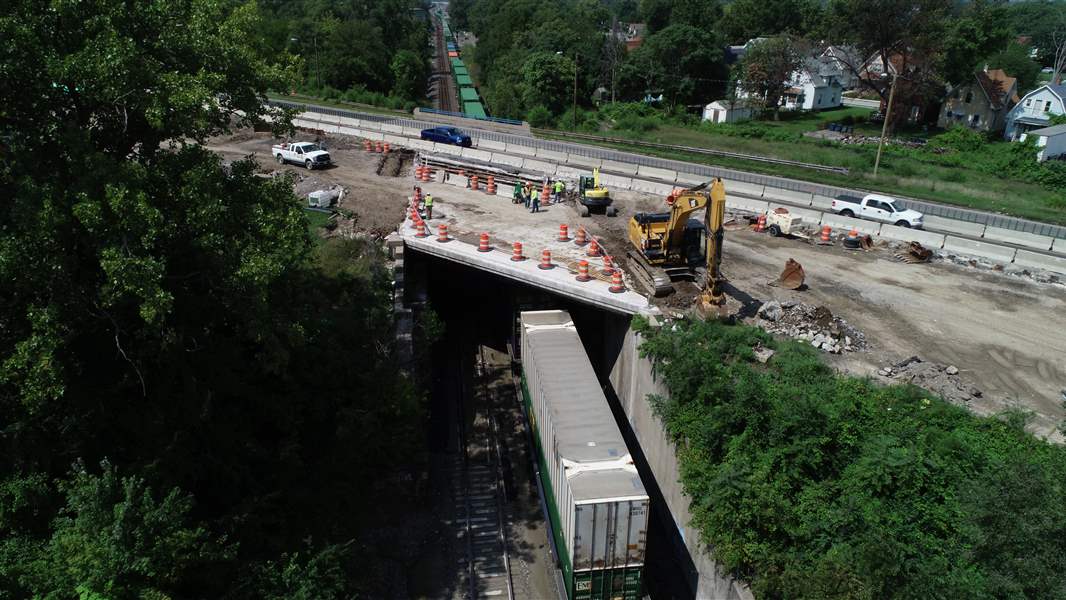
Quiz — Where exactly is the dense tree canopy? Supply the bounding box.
[0,0,424,596]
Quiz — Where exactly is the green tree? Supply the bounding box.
[987,42,1043,93]
[627,25,727,106]
[738,36,802,119]
[720,0,823,44]
[390,49,428,100]
[520,52,577,114]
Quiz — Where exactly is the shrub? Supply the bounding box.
[525,105,554,128]
[929,126,987,152]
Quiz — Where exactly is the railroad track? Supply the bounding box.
[449,342,514,599]
[532,128,851,174]
[432,18,458,113]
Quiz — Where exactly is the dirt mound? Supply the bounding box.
[756,301,866,354]
[880,356,983,404]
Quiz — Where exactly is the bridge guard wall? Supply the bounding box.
[608,326,753,600]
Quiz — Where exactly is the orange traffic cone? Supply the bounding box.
[477,232,491,252]
[510,242,526,262]
[820,225,831,242]
[575,260,591,282]
[538,249,554,270]
[437,224,450,242]
[574,226,588,246]
[587,239,601,257]
[609,271,625,293]
[558,224,570,242]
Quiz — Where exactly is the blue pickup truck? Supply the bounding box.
[420,126,472,147]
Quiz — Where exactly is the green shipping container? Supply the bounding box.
[463,101,487,118]
[453,65,469,77]
[455,74,473,87]
[459,87,479,103]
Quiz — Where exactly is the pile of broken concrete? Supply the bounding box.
[756,300,866,354]
[879,356,983,404]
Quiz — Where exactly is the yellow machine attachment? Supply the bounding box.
[696,179,727,315]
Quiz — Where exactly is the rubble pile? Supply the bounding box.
[879,356,983,404]
[756,300,866,354]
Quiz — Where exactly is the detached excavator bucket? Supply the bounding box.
[776,258,806,290]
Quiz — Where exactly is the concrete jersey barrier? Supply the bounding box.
[982,226,1056,251]
[1012,249,1066,274]
[942,236,1018,263]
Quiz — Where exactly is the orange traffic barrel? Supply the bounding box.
[754,214,767,232]
[415,221,428,238]
[609,271,625,293]
[510,242,526,262]
[587,239,601,257]
[575,260,591,282]
[538,249,554,270]
[558,224,570,242]
[602,254,616,275]
[477,232,491,252]
[471,175,479,191]
[820,225,831,242]
[574,226,588,246]
[437,224,450,242]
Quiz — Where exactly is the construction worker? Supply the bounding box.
[553,179,565,204]
[530,188,541,213]
[424,193,434,220]
[512,180,523,204]
[523,183,532,209]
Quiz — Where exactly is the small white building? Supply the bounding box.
[702,99,756,123]
[781,58,844,111]
[1019,124,1066,161]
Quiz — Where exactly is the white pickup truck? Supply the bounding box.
[831,193,924,228]
[271,142,332,170]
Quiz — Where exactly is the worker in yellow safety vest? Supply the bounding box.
[424,193,434,219]
[552,180,565,204]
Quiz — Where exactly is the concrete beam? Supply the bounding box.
[521,159,557,176]
[762,188,813,206]
[811,194,836,210]
[924,215,986,237]
[599,173,634,190]
[566,155,602,169]
[630,179,675,196]
[674,173,706,187]
[402,127,423,137]
[490,153,524,168]
[408,139,435,151]
[877,224,946,248]
[637,165,677,182]
[505,143,538,157]
[767,204,822,225]
[336,116,361,128]
[942,236,1017,263]
[401,220,652,315]
[1012,249,1066,275]
[820,213,882,236]
[381,123,405,135]
[554,165,585,179]
[535,148,569,163]
[383,134,406,146]
[730,182,765,198]
[433,144,463,157]
[725,198,769,215]
[460,148,494,163]
[982,226,1056,251]
[601,159,639,176]
[477,138,507,152]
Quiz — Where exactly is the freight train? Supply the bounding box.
[519,310,649,600]
[441,16,488,118]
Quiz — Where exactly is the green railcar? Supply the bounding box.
[459,87,479,103]
[463,101,487,118]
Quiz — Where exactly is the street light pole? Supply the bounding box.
[873,72,898,178]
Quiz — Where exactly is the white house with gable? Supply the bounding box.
[1004,84,1066,141]
[780,57,844,111]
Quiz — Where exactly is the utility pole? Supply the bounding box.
[873,72,897,178]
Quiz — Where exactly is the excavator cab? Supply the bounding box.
[578,168,617,217]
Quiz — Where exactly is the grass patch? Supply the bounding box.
[304,207,332,243]
[268,92,412,117]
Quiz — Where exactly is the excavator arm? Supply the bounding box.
[698,178,727,315]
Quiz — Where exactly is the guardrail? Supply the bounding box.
[419,106,525,126]
[533,129,851,175]
[271,99,1066,241]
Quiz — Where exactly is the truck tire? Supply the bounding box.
[840,209,854,218]
[276,154,284,164]
[895,220,911,228]
[305,160,313,170]
[580,205,590,218]
[768,224,782,237]
[606,206,618,217]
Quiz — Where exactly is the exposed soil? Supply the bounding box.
[206,129,411,239]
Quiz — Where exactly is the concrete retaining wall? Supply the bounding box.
[877,224,946,248]
[610,328,753,600]
[924,215,986,237]
[1013,249,1066,274]
[381,123,405,135]
[505,143,538,157]
[675,173,706,187]
[490,153,524,168]
[730,182,765,198]
[477,138,508,152]
[982,226,1056,251]
[598,173,634,190]
[535,148,569,163]
[521,159,557,176]
[566,154,602,169]
[726,198,770,215]
[460,148,494,163]
[630,179,676,196]
[942,236,1018,263]
[811,194,836,210]
[820,213,882,236]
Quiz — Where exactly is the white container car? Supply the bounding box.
[520,310,649,600]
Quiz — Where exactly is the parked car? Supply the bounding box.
[420,126,472,147]
[272,142,331,169]
[832,193,924,228]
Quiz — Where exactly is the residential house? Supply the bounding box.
[937,68,1018,132]
[1019,124,1066,161]
[1004,84,1066,140]
[820,45,861,89]
[780,57,844,111]
[702,99,757,123]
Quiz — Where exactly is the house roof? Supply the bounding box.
[1029,124,1066,136]
[975,69,1017,109]
[1019,84,1066,105]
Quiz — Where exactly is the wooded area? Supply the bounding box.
[0,0,426,596]
[636,318,1066,598]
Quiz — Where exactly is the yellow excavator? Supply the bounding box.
[627,178,727,301]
